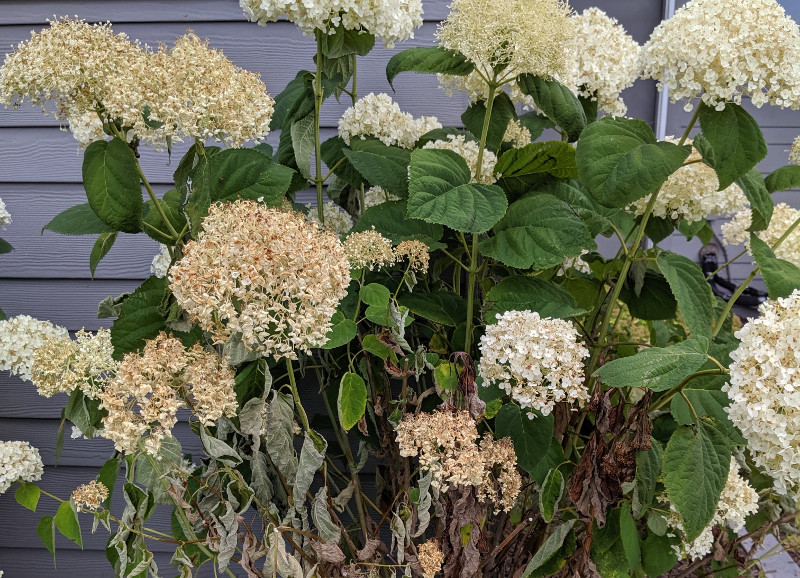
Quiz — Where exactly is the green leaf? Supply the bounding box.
[736,168,773,232]
[386,47,474,89]
[362,334,395,361]
[64,387,103,437]
[0,238,12,254]
[322,310,357,349]
[15,482,41,512]
[97,458,121,510]
[397,291,467,326]
[82,137,143,233]
[593,337,710,392]
[89,231,117,278]
[484,275,585,321]
[54,501,82,547]
[657,252,714,340]
[496,141,578,182]
[641,534,678,577]
[697,102,768,190]
[322,26,374,58]
[521,520,576,577]
[291,114,316,180]
[352,200,445,250]
[37,515,56,564]
[620,504,641,572]
[619,270,678,321]
[134,436,184,503]
[575,117,690,208]
[42,203,115,236]
[670,384,745,445]
[338,372,367,431]
[750,235,800,299]
[460,92,516,152]
[200,428,242,467]
[765,165,800,193]
[345,139,411,197]
[526,179,615,238]
[663,417,731,542]
[407,149,507,233]
[271,70,314,131]
[539,468,564,523]
[110,276,167,359]
[479,195,596,270]
[320,136,364,189]
[517,111,555,142]
[591,509,629,578]
[516,75,586,142]
[636,441,662,510]
[142,189,187,245]
[360,283,390,307]
[211,148,295,206]
[495,403,554,484]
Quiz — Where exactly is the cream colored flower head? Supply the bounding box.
[631,137,748,223]
[436,0,574,83]
[344,229,396,271]
[724,289,800,498]
[0,315,69,381]
[338,93,441,150]
[306,201,353,236]
[417,540,444,578]
[478,310,590,416]
[0,440,44,494]
[641,0,800,111]
[0,197,10,230]
[422,135,498,184]
[721,203,800,268]
[362,186,400,210]
[169,200,350,360]
[72,480,109,512]
[790,136,800,165]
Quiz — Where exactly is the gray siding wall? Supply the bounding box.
[4,0,796,575]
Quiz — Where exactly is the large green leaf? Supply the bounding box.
[320,136,364,189]
[338,372,367,431]
[521,520,576,577]
[397,291,467,326]
[89,231,117,278]
[736,168,773,232]
[765,165,800,194]
[636,441,662,510]
[670,383,744,445]
[37,515,56,564]
[495,403,554,484]
[663,417,731,542]
[539,468,564,523]
[322,26,374,58]
[407,148,507,233]
[322,310,357,349]
[110,276,167,359]
[386,47,474,89]
[619,270,678,321]
[15,482,41,512]
[495,141,578,182]
[460,92,516,152]
[82,137,143,233]
[142,189,187,245]
[484,275,585,321]
[697,102,768,190]
[479,195,596,270]
[54,501,82,547]
[352,200,445,249]
[750,235,800,299]
[291,114,315,180]
[526,179,614,238]
[210,148,294,205]
[345,139,411,198]
[575,117,690,208]
[43,203,115,236]
[516,75,586,142]
[594,337,709,392]
[591,509,631,578]
[271,70,314,131]
[657,253,714,340]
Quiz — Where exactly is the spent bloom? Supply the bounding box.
[306,201,353,236]
[0,315,69,381]
[0,440,44,494]
[98,333,237,455]
[417,540,445,578]
[721,203,800,268]
[724,289,800,498]
[631,138,748,223]
[0,197,10,230]
[478,310,589,416]
[436,0,574,83]
[423,135,498,184]
[72,480,109,512]
[667,461,759,560]
[394,240,430,274]
[343,229,396,271]
[338,93,441,149]
[31,328,117,399]
[362,186,399,210]
[240,0,423,47]
[502,119,532,149]
[169,200,350,360]
[640,0,800,111]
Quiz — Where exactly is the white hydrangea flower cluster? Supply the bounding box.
[240,0,423,47]
[169,200,350,360]
[306,201,354,236]
[478,310,590,417]
[0,315,69,381]
[362,186,399,210]
[64,110,107,148]
[640,0,800,111]
[338,93,441,150]
[422,135,498,185]
[724,289,800,498]
[791,136,800,165]
[631,138,748,223]
[667,461,759,560]
[502,119,531,149]
[721,203,800,269]
[0,197,10,230]
[559,250,592,276]
[0,440,44,494]
[151,244,172,278]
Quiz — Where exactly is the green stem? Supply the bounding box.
[678,106,701,147]
[679,390,700,424]
[285,357,311,432]
[648,368,728,413]
[314,30,325,225]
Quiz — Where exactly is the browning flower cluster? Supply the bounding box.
[72,480,109,512]
[98,333,237,455]
[0,440,44,494]
[417,539,444,578]
[0,315,69,381]
[394,240,430,274]
[343,229,396,271]
[169,200,350,360]
[338,93,441,150]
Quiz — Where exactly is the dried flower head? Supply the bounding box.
[169,200,350,360]
[0,197,10,230]
[478,434,522,511]
[394,240,430,274]
[98,333,237,455]
[31,328,117,399]
[423,135,498,184]
[343,229,396,271]
[478,310,589,416]
[631,138,748,223]
[417,539,444,578]
[502,119,532,148]
[362,186,400,210]
[306,201,354,236]
[241,0,423,47]
[721,203,800,268]
[640,0,800,111]
[338,93,441,149]
[437,0,574,84]
[724,289,800,498]
[0,440,44,494]
[0,315,69,381]
[72,480,109,512]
